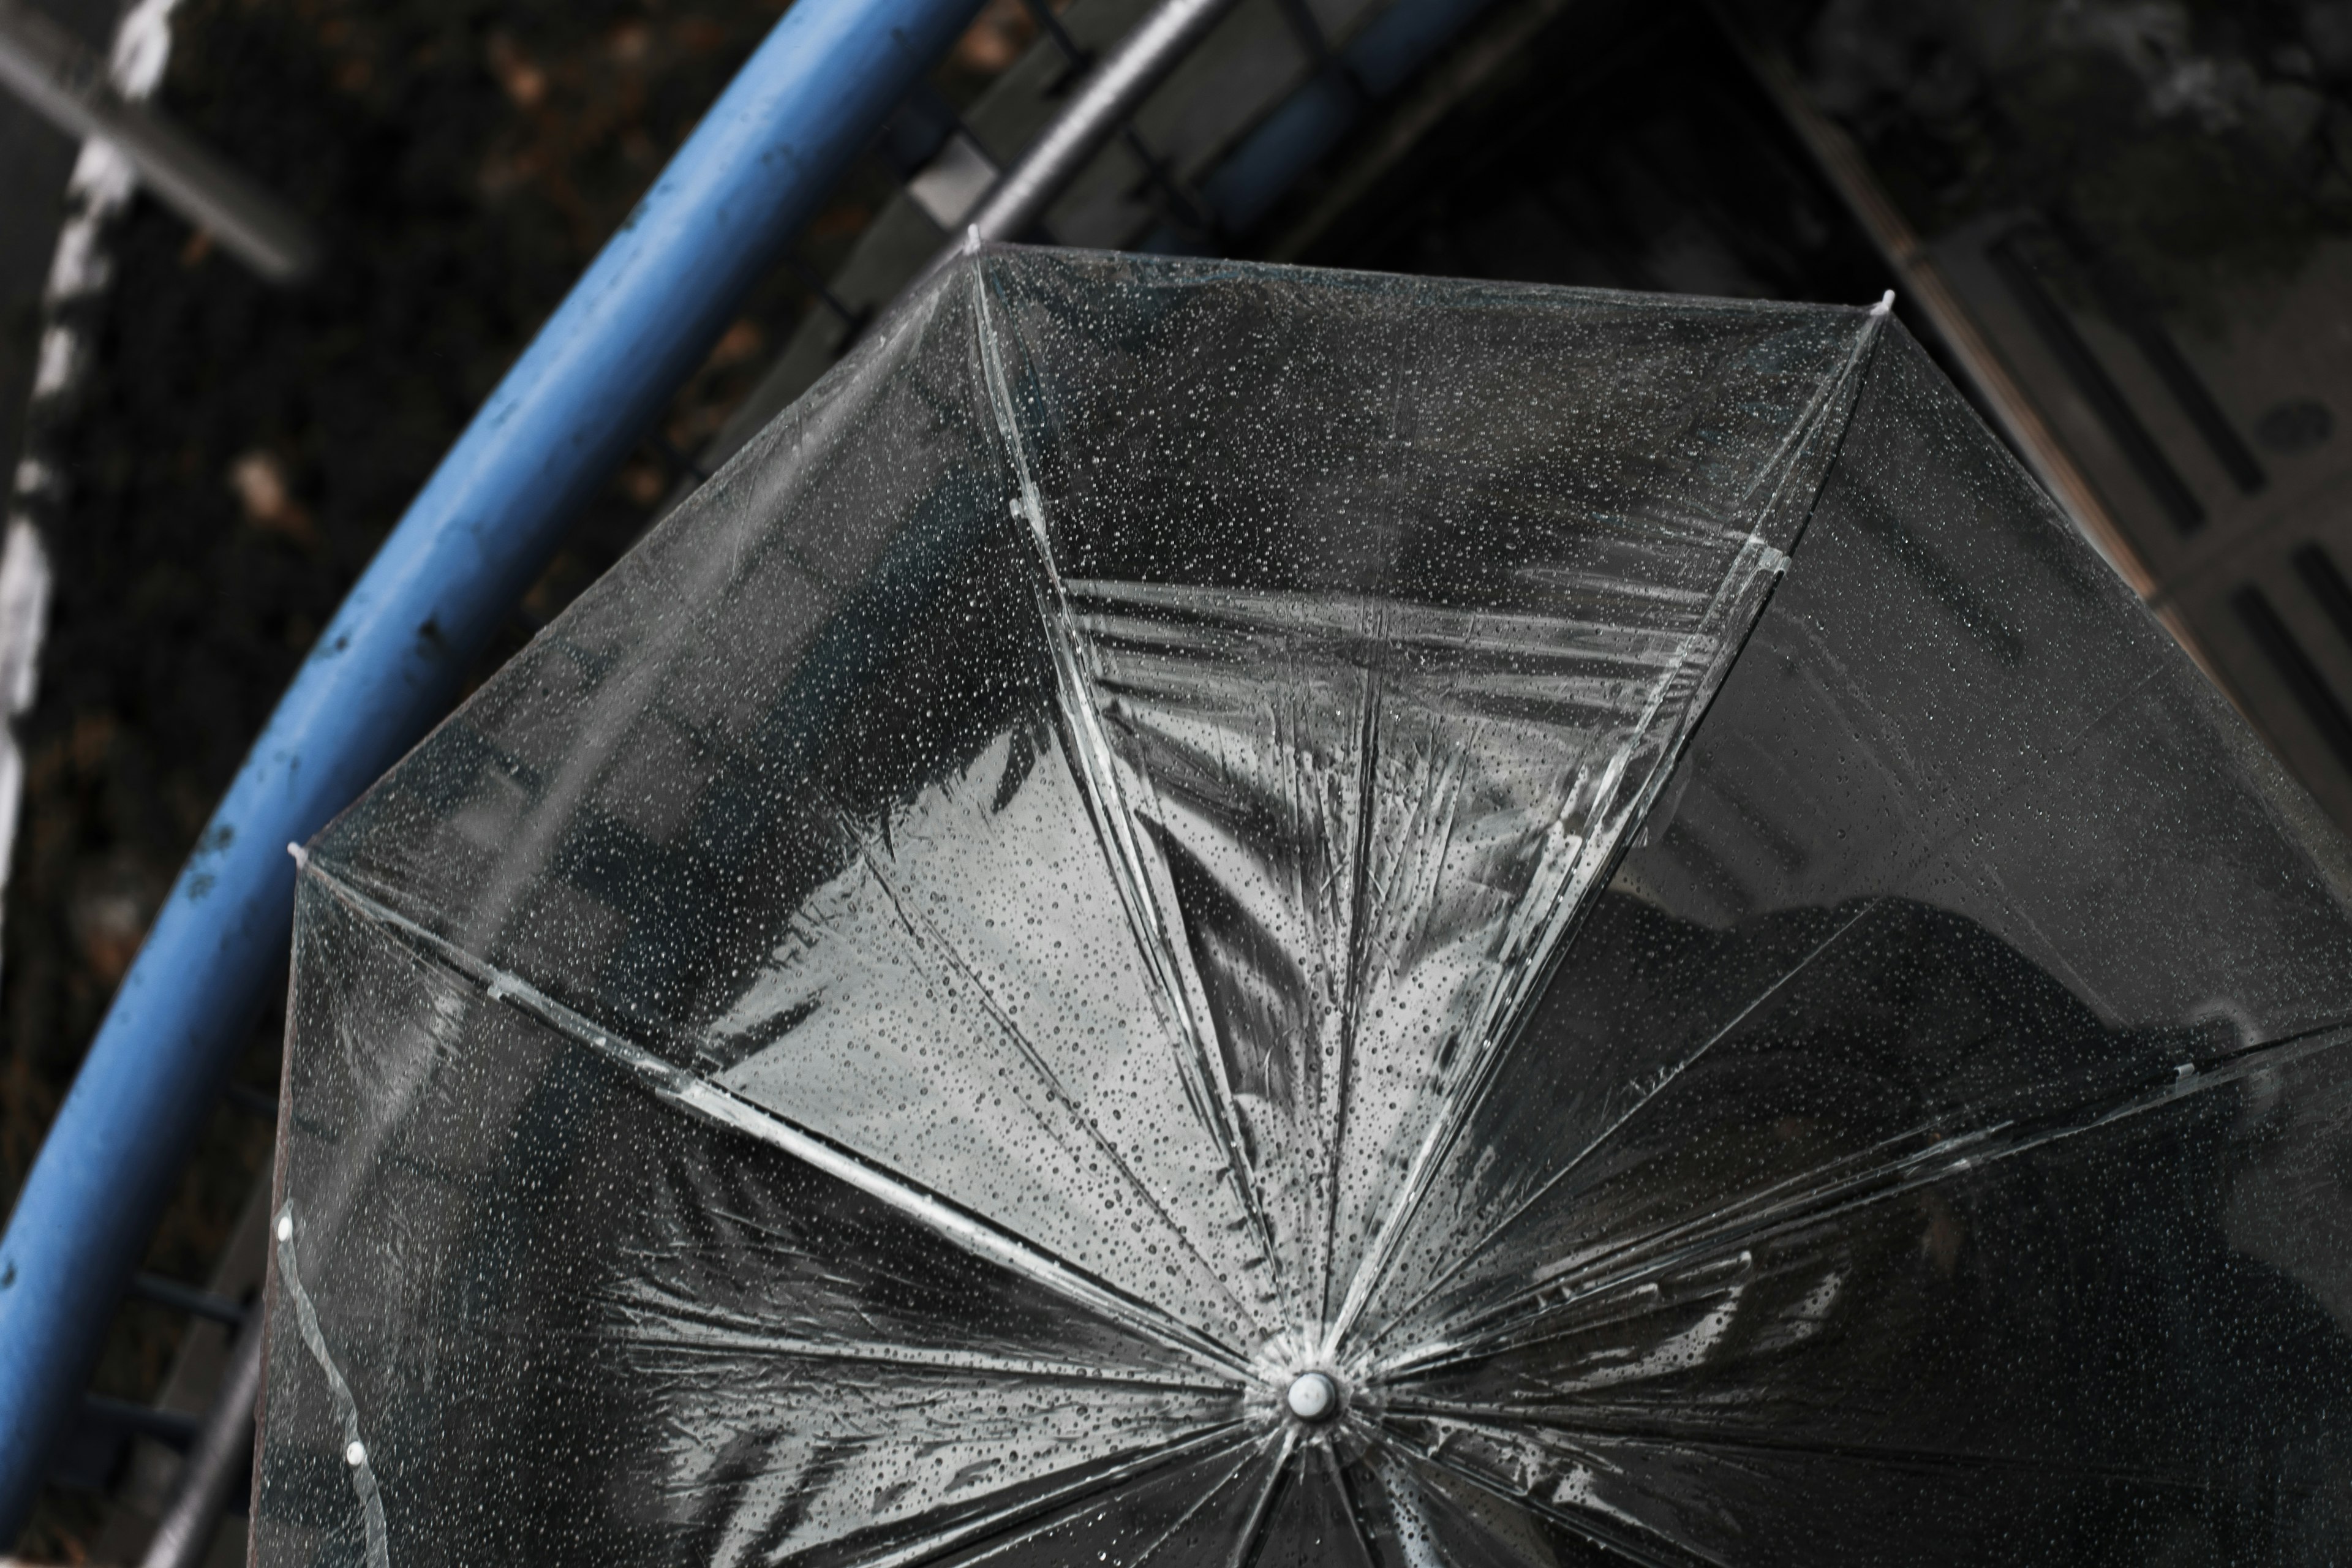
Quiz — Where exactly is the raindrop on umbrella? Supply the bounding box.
[257,247,2352,1566]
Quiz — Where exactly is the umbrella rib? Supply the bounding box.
[968,258,1294,1322]
[1376,1401,2217,1491]
[1376,1422,1716,1568]
[827,1421,1262,1568]
[601,1330,1232,1390]
[1354,899,1881,1355]
[1134,1439,1281,1568]
[1324,1441,1387,1568]
[1310,320,1414,1351]
[818,792,1280,1341]
[1373,1018,2352,1380]
[301,858,1258,1386]
[938,1428,1271,1568]
[619,1210,1240,1389]
[1314,659,1383,1344]
[1225,1427,1298,1568]
[1367,1116,1983,1381]
[1323,526,1797,1357]
[1319,319,1889,1359]
[1731,309,1889,546]
[594,1314,1237,1392]
[274,1208,391,1568]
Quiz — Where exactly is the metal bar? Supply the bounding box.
[2048,216,2267,496]
[1986,225,2205,535]
[2294,543,2352,656]
[73,1396,198,1453]
[1264,0,1368,129]
[1118,124,1213,235]
[786,252,869,332]
[127,1273,247,1327]
[1267,0,1340,72]
[137,1313,263,1568]
[1265,0,1580,261]
[1189,0,1504,239]
[2122,307,2267,495]
[0,0,320,283]
[0,0,989,1532]
[1012,0,1088,67]
[962,0,1246,244]
[875,80,973,177]
[2234,584,2352,776]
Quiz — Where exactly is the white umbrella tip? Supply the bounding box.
[1285,1371,1338,1422]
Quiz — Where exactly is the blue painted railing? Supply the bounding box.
[1200,0,1499,232]
[0,0,987,1532]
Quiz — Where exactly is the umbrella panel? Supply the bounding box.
[271,878,1257,1568]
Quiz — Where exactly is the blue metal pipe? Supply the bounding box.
[0,0,987,1532]
[1160,0,1504,242]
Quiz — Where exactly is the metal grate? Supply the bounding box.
[2233,581,2352,777]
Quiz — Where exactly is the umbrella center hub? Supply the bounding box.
[1285,1371,1340,1423]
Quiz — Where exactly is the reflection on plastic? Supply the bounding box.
[257,246,2352,1566]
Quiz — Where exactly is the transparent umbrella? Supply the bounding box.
[257,245,2352,1567]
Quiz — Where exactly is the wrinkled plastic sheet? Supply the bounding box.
[258,246,2352,1566]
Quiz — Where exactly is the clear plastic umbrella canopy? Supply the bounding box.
[259,245,2352,1566]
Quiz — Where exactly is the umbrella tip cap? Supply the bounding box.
[1286,1371,1339,1422]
